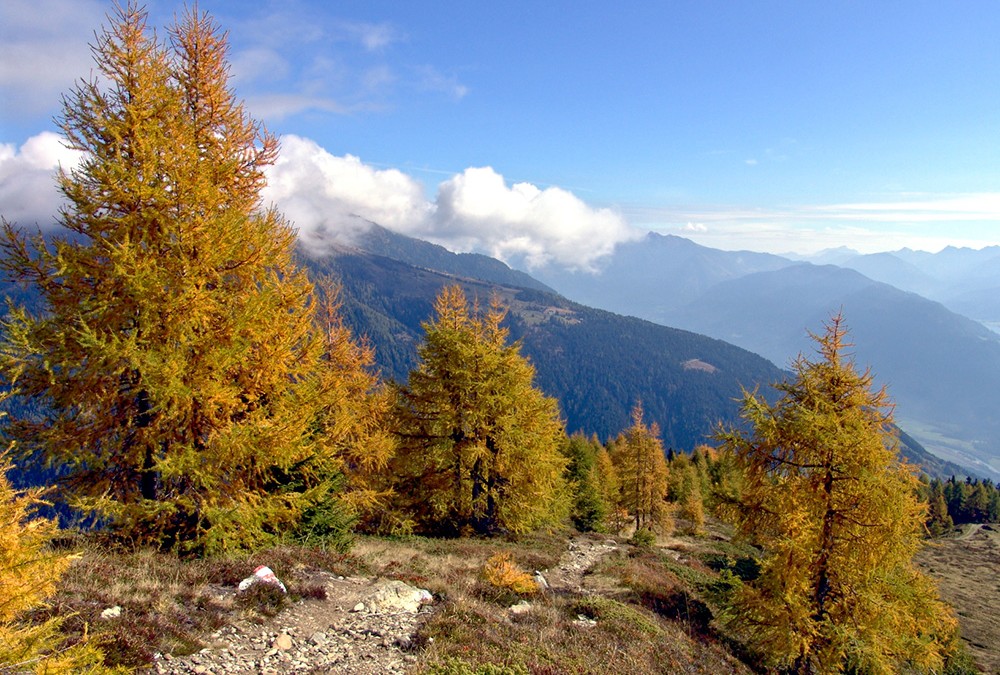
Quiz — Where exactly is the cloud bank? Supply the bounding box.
[263,135,637,270]
[8,130,1000,263]
[432,167,635,270]
[0,132,641,270]
[262,135,433,249]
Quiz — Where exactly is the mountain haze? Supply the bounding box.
[528,235,1000,478]
[296,226,965,476]
[528,232,793,320]
[300,240,787,449]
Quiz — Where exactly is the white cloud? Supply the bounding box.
[263,140,638,270]
[0,132,82,227]
[0,0,104,119]
[430,167,638,271]
[263,135,433,249]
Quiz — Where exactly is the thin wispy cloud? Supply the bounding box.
[411,65,469,100]
[0,0,104,120]
[636,195,1000,254]
[815,194,1000,222]
[221,5,464,120]
[341,21,398,52]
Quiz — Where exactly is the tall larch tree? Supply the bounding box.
[611,404,672,534]
[718,314,958,674]
[392,285,567,536]
[0,4,378,553]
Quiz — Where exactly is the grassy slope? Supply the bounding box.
[915,524,1000,674]
[38,525,756,673]
[30,521,992,673]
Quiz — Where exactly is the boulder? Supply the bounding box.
[364,580,433,613]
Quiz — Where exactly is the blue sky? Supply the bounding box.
[3,0,1000,265]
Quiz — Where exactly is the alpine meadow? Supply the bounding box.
[0,3,995,674]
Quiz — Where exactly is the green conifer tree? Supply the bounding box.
[563,433,611,532]
[718,314,958,674]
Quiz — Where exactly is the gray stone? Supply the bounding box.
[364,580,433,614]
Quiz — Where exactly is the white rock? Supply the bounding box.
[363,580,433,614]
[100,606,122,620]
[509,600,533,615]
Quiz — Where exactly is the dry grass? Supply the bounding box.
[916,524,1000,674]
[404,524,754,675]
[35,543,367,669]
[29,519,992,674]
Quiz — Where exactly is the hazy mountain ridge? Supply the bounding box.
[300,243,788,450]
[526,235,1000,478]
[297,229,967,477]
[837,245,1000,328]
[529,232,794,320]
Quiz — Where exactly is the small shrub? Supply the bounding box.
[480,552,538,596]
[235,582,286,617]
[629,528,656,548]
[702,553,761,582]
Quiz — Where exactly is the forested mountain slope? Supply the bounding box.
[299,241,970,476]
[301,246,786,449]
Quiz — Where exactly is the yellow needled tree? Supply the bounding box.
[0,391,117,673]
[392,285,567,536]
[0,4,383,553]
[718,314,958,674]
[611,404,673,535]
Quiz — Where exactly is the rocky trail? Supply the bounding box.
[152,535,619,674]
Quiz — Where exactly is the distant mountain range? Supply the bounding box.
[0,224,978,480]
[300,230,786,451]
[296,226,968,478]
[528,233,1000,479]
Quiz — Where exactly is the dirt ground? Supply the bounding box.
[916,524,1000,674]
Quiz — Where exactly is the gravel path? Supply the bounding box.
[153,573,430,675]
[542,536,619,594]
[153,535,621,674]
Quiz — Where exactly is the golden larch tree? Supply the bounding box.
[611,404,672,535]
[392,285,567,536]
[0,4,383,553]
[718,314,958,674]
